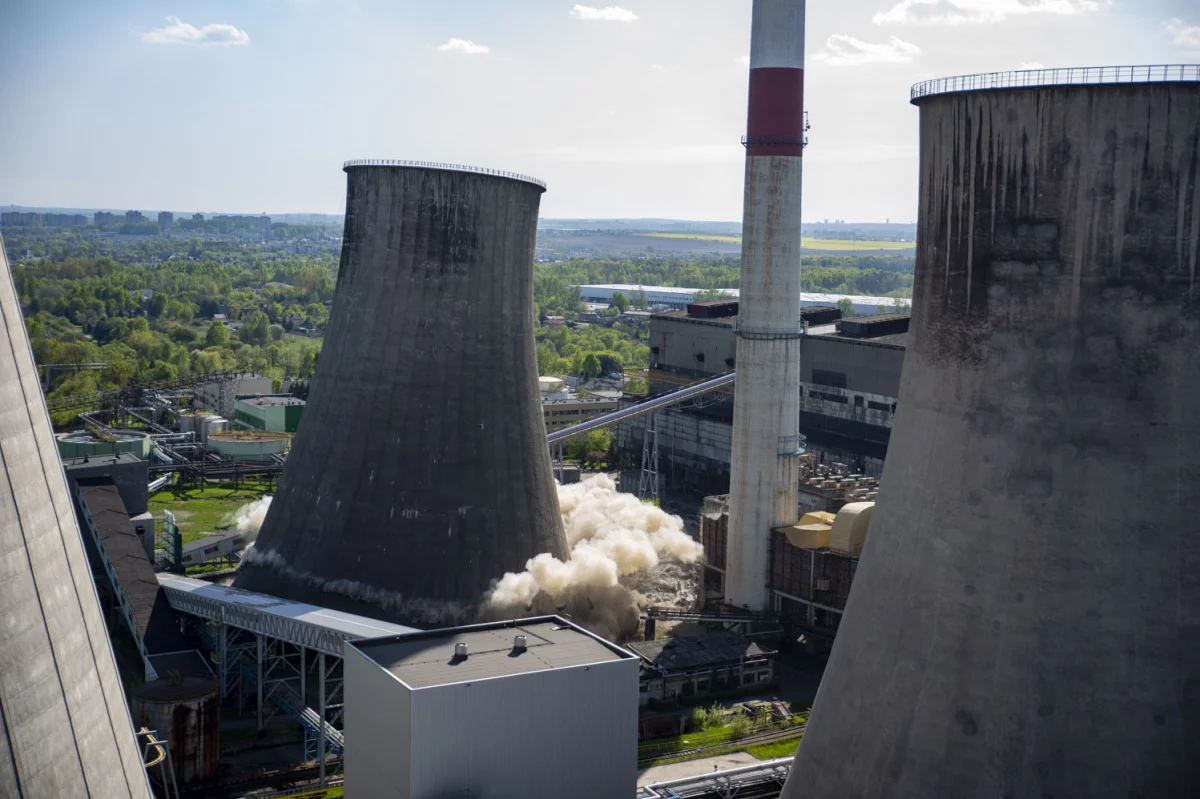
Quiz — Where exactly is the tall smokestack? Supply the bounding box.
[236,162,569,624]
[724,0,806,610]
[0,237,153,798]
[784,69,1200,797]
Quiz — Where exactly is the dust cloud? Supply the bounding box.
[483,474,704,640]
[227,496,273,545]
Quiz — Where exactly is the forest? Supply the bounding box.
[4,231,913,407]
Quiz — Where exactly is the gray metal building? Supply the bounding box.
[786,67,1200,799]
[345,616,638,799]
[0,237,153,798]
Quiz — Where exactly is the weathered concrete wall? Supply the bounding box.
[0,238,153,798]
[236,165,567,624]
[785,81,1200,798]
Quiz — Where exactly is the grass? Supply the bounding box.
[744,738,801,759]
[148,479,272,536]
[637,232,915,251]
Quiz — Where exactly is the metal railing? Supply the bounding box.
[342,159,546,189]
[911,64,1200,101]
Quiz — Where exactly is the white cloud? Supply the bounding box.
[141,16,250,46]
[435,38,489,55]
[1020,61,1046,69]
[570,5,638,22]
[814,34,921,66]
[874,0,1106,26]
[734,55,751,66]
[1165,18,1200,49]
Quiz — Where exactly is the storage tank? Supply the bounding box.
[1,237,153,797]
[206,430,289,461]
[785,66,1200,799]
[132,677,220,784]
[56,429,152,460]
[235,161,568,624]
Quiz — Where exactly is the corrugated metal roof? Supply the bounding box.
[357,620,627,689]
[627,631,774,673]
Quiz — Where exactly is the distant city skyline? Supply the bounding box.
[2,0,1195,221]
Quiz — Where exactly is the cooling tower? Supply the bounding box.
[724,0,807,610]
[0,237,153,798]
[236,161,568,623]
[784,68,1200,798]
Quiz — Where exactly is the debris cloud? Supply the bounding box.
[484,474,704,639]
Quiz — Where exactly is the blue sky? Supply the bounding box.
[1,0,1197,220]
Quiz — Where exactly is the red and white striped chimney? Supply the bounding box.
[724,0,806,610]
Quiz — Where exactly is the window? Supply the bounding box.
[868,400,891,412]
[854,395,864,408]
[810,391,848,404]
[743,674,756,685]
[812,369,847,388]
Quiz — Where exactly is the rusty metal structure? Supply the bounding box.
[785,67,1200,798]
[235,162,567,624]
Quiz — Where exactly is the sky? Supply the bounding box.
[1,0,1197,222]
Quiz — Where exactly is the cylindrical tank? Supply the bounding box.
[55,429,152,459]
[235,161,569,624]
[132,677,220,784]
[207,430,289,461]
[786,68,1200,798]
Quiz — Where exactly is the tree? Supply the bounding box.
[630,287,647,309]
[836,298,856,318]
[579,353,602,379]
[692,288,734,302]
[610,291,629,313]
[204,321,230,348]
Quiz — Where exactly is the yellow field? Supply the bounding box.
[639,233,914,251]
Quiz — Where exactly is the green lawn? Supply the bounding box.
[745,738,801,759]
[148,479,272,537]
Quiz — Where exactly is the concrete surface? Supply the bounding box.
[786,80,1200,798]
[0,237,153,798]
[236,164,568,624]
[639,752,760,786]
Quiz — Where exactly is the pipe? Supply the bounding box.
[546,371,736,444]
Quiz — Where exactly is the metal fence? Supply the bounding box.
[341,159,546,189]
[911,64,1200,101]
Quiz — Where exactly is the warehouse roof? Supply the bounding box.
[351,617,633,689]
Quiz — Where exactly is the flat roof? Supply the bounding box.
[576,284,906,308]
[351,617,633,689]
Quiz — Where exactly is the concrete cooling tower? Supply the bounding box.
[0,238,153,798]
[236,161,568,623]
[785,68,1200,798]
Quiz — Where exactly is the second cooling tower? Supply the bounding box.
[236,161,568,623]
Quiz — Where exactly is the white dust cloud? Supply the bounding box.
[227,496,273,545]
[484,474,703,639]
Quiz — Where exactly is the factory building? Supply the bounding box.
[617,303,907,492]
[785,67,1200,799]
[540,375,619,432]
[627,631,776,706]
[345,617,638,798]
[234,395,306,433]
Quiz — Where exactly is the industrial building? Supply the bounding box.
[785,66,1200,798]
[194,372,275,419]
[576,283,906,315]
[540,375,619,432]
[237,162,569,623]
[618,303,906,493]
[345,617,639,798]
[234,394,306,432]
[628,631,775,706]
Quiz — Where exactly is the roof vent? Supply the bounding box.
[454,642,469,659]
[513,635,527,652]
